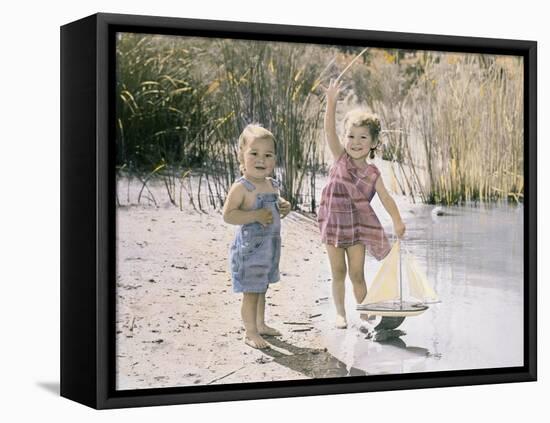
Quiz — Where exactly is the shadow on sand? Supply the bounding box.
[262,337,367,378]
[282,324,434,378]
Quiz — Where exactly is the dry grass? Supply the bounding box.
[350,50,523,204]
[116,35,524,209]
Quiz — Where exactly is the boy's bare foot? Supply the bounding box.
[257,324,282,337]
[244,333,270,349]
[335,314,348,329]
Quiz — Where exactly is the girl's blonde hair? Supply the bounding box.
[237,124,277,174]
[343,109,382,159]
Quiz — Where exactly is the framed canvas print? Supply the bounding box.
[60,12,537,409]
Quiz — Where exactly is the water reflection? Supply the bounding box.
[317,203,524,375]
[319,323,431,375]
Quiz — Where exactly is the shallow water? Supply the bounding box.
[317,202,524,375]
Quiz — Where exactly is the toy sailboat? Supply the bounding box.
[357,240,439,323]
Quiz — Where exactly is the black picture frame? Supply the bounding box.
[60,12,537,409]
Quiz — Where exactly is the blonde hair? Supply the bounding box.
[237,124,276,174]
[343,109,382,159]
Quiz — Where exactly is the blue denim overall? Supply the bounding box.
[229,177,281,293]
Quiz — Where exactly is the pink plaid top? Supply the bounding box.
[317,153,391,260]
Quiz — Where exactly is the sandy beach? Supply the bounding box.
[115,177,347,389]
[115,176,524,390]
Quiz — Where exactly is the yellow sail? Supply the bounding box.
[363,240,400,304]
[405,253,438,302]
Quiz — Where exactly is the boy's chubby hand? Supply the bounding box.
[278,198,291,219]
[254,208,274,226]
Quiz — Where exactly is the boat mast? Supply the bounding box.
[399,239,403,310]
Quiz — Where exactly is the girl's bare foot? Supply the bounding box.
[335,314,348,329]
[244,333,270,349]
[257,324,281,337]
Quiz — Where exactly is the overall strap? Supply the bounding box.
[237,176,256,192]
[268,177,280,189]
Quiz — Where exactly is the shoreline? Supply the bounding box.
[115,177,523,389]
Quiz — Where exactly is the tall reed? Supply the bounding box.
[116,33,211,170]
[350,49,524,204]
[116,34,326,211]
[116,34,524,210]
[204,39,325,210]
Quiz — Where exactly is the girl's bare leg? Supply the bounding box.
[346,244,373,321]
[346,244,367,303]
[326,244,348,328]
[256,291,281,336]
[242,293,269,349]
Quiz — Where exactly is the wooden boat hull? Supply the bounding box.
[357,301,429,318]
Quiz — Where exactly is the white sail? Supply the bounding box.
[405,253,438,302]
[363,240,400,304]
